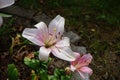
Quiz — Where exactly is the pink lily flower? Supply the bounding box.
[22,15,75,61]
[0,0,15,26]
[70,52,93,79]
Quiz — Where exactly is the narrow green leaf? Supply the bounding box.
[39,69,48,80]
[7,64,18,80]
[0,13,12,17]
[31,72,38,80]
[48,75,57,80]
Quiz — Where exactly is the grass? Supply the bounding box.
[45,0,120,26]
[17,0,41,9]
[0,18,14,36]
[17,0,120,26]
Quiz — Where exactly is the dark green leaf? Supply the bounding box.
[0,13,12,17]
[24,57,40,69]
[38,69,48,80]
[7,64,18,80]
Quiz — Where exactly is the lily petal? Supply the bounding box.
[0,0,15,9]
[78,71,90,80]
[34,22,48,35]
[0,16,3,27]
[78,71,86,79]
[71,52,80,66]
[79,66,93,75]
[78,53,93,66]
[39,47,51,61]
[70,65,76,72]
[55,37,70,47]
[74,52,80,59]
[49,15,65,35]
[52,46,75,61]
[22,28,44,46]
[34,22,49,41]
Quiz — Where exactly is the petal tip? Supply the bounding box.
[34,22,46,28]
[0,0,15,9]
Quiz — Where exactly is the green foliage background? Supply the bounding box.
[46,0,120,25]
[18,0,120,26]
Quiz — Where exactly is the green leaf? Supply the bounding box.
[48,75,55,80]
[7,64,18,80]
[39,69,48,80]
[31,72,38,80]
[0,13,12,17]
[53,68,72,80]
[24,57,40,69]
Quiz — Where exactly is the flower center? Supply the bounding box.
[53,27,57,32]
[45,44,51,48]
[45,42,56,48]
[44,27,61,48]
